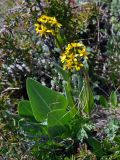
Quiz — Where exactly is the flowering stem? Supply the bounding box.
[83,68,94,116]
[64,73,75,109]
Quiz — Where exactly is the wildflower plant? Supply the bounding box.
[18,14,94,159]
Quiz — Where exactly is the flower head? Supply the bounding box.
[60,42,88,71]
[35,15,62,37]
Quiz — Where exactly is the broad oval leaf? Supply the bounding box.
[27,78,68,122]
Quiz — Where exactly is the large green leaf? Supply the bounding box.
[47,109,71,136]
[18,100,34,119]
[48,109,71,127]
[26,78,68,122]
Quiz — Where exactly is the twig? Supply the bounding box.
[0,87,20,98]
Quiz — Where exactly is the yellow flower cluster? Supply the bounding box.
[60,42,88,71]
[35,15,62,37]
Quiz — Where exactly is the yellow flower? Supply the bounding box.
[75,63,84,71]
[78,48,88,59]
[64,59,73,71]
[48,17,62,28]
[35,23,39,27]
[60,42,88,72]
[81,48,88,59]
[38,15,49,23]
[35,23,55,37]
[37,15,62,28]
[60,54,66,63]
[71,43,84,48]
[68,53,77,62]
[66,44,73,51]
[38,25,47,37]
[46,29,55,36]
[35,15,62,37]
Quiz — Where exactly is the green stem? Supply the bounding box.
[64,73,76,112]
[55,36,63,52]
[83,67,94,117]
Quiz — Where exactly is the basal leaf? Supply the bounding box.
[27,78,68,122]
[47,109,71,136]
[47,109,71,127]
